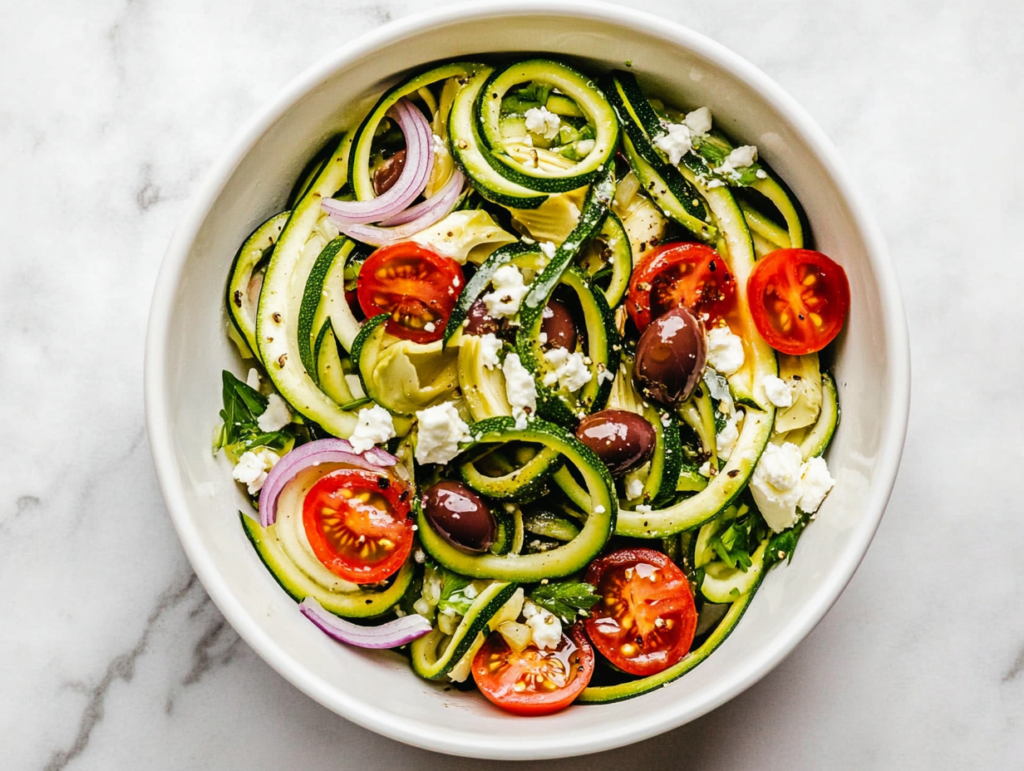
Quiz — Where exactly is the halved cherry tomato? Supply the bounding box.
[584,548,697,676]
[627,242,737,332]
[357,243,463,343]
[302,468,413,584]
[747,248,850,355]
[472,625,594,716]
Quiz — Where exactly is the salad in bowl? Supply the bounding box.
[214,56,850,715]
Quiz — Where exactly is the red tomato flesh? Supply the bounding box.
[584,548,697,676]
[627,242,737,332]
[747,248,850,355]
[472,625,594,716]
[357,243,463,343]
[302,468,413,584]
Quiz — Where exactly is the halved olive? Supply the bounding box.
[576,409,657,476]
[422,481,497,553]
[633,306,706,406]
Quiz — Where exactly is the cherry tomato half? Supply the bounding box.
[472,625,594,716]
[627,242,737,332]
[357,243,463,343]
[584,548,697,676]
[747,248,850,355]
[302,468,413,584]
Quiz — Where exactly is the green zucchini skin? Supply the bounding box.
[349,61,485,202]
[409,581,518,680]
[417,417,616,581]
[256,133,361,438]
[475,60,619,193]
[800,372,839,459]
[458,446,562,501]
[449,67,549,209]
[226,211,289,362]
[241,513,413,618]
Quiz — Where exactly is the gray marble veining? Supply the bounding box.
[2,0,1021,768]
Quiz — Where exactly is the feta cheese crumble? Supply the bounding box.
[431,133,449,156]
[703,368,734,415]
[750,442,835,532]
[716,408,744,460]
[698,460,712,478]
[653,122,693,166]
[522,600,562,650]
[232,447,279,495]
[761,375,794,408]
[539,240,557,260]
[706,326,745,376]
[541,347,592,393]
[625,476,644,500]
[478,333,503,370]
[348,404,397,454]
[683,106,713,136]
[717,145,758,178]
[502,353,537,430]
[424,322,436,333]
[257,394,291,432]
[414,402,472,465]
[482,264,529,319]
[524,106,561,140]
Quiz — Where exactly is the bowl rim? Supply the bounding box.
[145,0,911,759]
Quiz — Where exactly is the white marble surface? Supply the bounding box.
[2,0,1020,767]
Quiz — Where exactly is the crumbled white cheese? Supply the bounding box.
[653,122,692,166]
[256,394,291,432]
[524,106,561,140]
[684,106,713,136]
[424,322,436,333]
[706,326,745,376]
[625,476,644,500]
[541,347,592,393]
[750,442,835,532]
[635,504,653,514]
[245,368,261,391]
[576,139,595,156]
[698,460,712,478]
[431,133,449,156]
[718,145,758,178]
[478,333,503,370]
[594,505,606,514]
[502,353,537,430]
[597,364,615,385]
[538,333,548,344]
[798,456,836,514]
[482,264,529,319]
[755,169,768,180]
[703,368,734,415]
[348,404,396,454]
[762,375,794,408]
[232,447,279,495]
[522,600,562,650]
[716,408,744,460]
[539,241,557,260]
[414,403,472,465]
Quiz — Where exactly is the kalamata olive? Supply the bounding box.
[372,148,407,196]
[464,298,504,337]
[576,409,657,476]
[541,300,578,350]
[422,481,496,553]
[633,306,707,406]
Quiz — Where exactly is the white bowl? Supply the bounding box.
[145,0,910,759]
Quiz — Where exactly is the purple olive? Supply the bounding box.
[541,300,578,350]
[422,481,496,553]
[464,299,503,337]
[372,149,406,196]
[633,306,707,406]
[576,409,657,476]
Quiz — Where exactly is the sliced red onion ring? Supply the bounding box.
[258,438,397,527]
[376,167,464,226]
[330,167,465,247]
[299,597,432,649]
[320,99,433,225]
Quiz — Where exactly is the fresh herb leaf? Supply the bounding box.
[529,581,600,625]
[767,515,809,567]
[437,570,477,617]
[215,370,294,456]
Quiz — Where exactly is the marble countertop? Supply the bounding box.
[3,0,1019,768]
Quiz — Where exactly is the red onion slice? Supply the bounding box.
[320,99,433,225]
[330,167,465,247]
[376,167,464,226]
[299,597,432,648]
[258,438,398,527]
